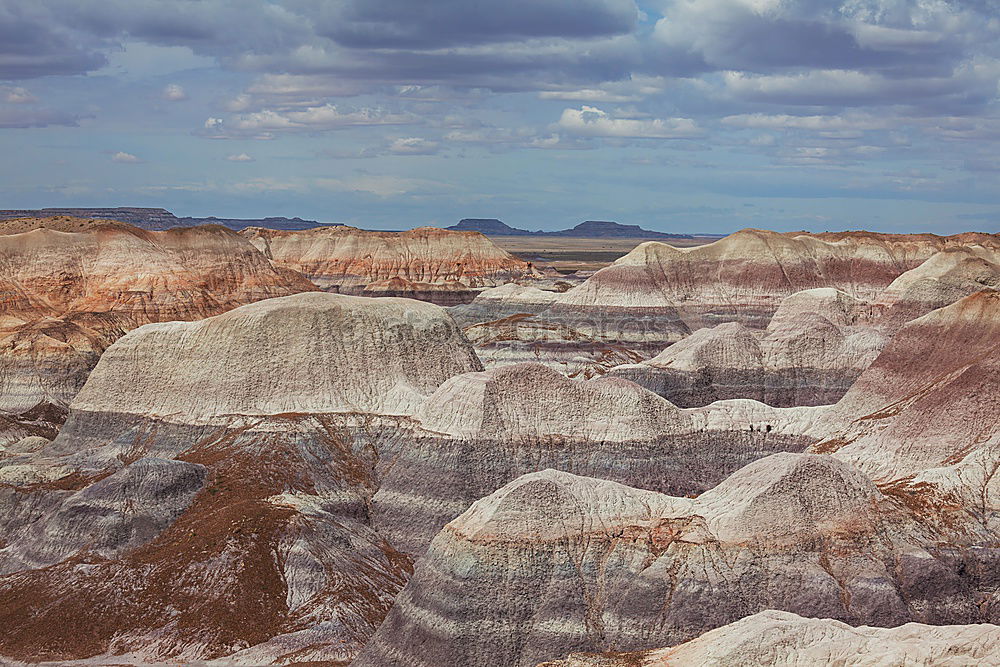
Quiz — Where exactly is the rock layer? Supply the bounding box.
[452,229,1000,376]
[539,610,1000,666]
[357,456,997,667]
[371,363,820,555]
[813,289,1000,481]
[607,289,885,407]
[0,292,481,665]
[242,225,537,303]
[0,217,314,444]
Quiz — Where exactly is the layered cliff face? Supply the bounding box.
[550,229,992,329]
[0,293,482,664]
[539,610,1000,666]
[809,290,1000,530]
[242,225,537,304]
[451,229,1000,377]
[0,217,315,444]
[371,362,822,554]
[357,455,996,667]
[454,284,661,378]
[870,246,1000,333]
[606,289,886,407]
[357,284,1000,665]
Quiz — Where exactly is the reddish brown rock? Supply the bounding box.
[242,225,538,302]
[453,229,1000,375]
[0,217,315,444]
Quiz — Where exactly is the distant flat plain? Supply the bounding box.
[491,235,717,272]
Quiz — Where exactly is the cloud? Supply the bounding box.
[162,83,187,101]
[0,106,81,128]
[524,133,594,150]
[226,152,254,162]
[315,174,451,197]
[308,0,638,49]
[230,104,418,133]
[722,65,999,108]
[722,112,891,131]
[387,137,439,155]
[557,105,701,139]
[650,0,979,75]
[0,3,108,79]
[111,151,142,163]
[232,177,305,192]
[2,86,38,104]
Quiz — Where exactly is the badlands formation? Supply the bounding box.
[0,293,482,663]
[1,223,999,665]
[242,225,537,304]
[0,217,313,445]
[539,611,1000,666]
[455,228,1000,381]
[606,288,886,407]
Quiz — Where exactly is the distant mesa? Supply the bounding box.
[447,218,697,239]
[448,218,533,235]
[0,207,341,231]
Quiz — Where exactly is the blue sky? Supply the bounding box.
[2,0,1000,233]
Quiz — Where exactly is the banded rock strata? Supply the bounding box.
[0,217,314,444]
[0,292,481,665]
[371,362,822,555]
[606,288,886,407]
[358,455,997,667]
[361,291,1000,666]
[242,225,537,304]
[869,245,1000,334]
[453,229,1000,377]
[811,289,1000,535]
[539,610,1000,666]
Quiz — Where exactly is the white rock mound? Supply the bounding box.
[540,610,1000,666]
[73,292,482,421]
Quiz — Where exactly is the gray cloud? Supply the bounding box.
[651,0,989,75]
[0,105,82,127]
[303,0,637,49]
[0,3,107,78]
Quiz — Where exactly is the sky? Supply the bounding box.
[2,0,1000,233]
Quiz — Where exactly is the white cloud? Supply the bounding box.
[540,89,641,103]
[388,137,439,155]
[538,76,667,103]
[162,83,188,101]
[722,112,891,131]
[3,86,38,104]
[525,133,593,150]
[226,152,255,162]
[315,175,450,197]
[111,151,142,163]
[556,105,701,139]
[233,104,417,132]
[232,177,306,192]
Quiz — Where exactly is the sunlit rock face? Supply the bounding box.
[357,455,997,667]
[547,229,998,329]
[538,610,1000,667]
[606,288,886,407]
[242,225,539,304]
[370,361,823,555]
[0,217,315,445]
[809,290,1000,533]
[357,285,1000,666]
[0,292,481,665]
[869,245,1000,334]
[452,229,1000,378]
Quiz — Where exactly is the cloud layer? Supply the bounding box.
[1,0,999,232]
